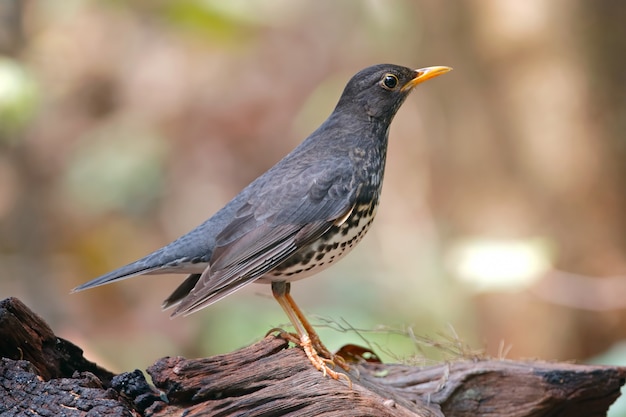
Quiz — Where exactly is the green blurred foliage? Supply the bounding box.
[63,119,167,214]
[162,0,259,42]
[0,57,39,140]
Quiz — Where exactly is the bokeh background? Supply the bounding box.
[2,0,626,411]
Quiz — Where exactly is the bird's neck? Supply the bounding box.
[350,124,389,203]
[318,110,391,158]
[302,111,391,170]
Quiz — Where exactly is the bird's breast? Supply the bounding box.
[259,199,379,283]
[257,140,387,284]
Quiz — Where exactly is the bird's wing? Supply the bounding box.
[172,158,356,316]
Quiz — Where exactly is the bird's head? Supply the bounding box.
[335,64,452,123]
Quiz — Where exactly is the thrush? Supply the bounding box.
[73,63,451,380]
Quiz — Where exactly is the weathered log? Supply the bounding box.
[0,297,114,384]
[1,297,624,416]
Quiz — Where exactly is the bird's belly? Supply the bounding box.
[257,202,378,284]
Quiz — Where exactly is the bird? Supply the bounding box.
[73,63,451,381]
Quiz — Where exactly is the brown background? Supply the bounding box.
[1,2,625,402]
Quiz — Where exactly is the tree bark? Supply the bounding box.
[1,297,624,417]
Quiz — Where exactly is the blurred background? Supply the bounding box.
[1,0,626,410]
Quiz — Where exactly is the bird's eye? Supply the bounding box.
[381,74,398,90]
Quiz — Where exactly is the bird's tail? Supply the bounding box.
[71,259,160,292]
[161,273,201,310]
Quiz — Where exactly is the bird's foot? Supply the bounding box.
[269,328,351,386]
[266,327,300,345]
[300,334,351,386]
[307,331,351,372]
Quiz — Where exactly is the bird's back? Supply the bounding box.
[72,116,368,291]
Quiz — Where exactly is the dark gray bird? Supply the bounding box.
[73,63,451,380]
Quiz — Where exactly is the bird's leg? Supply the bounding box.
[271,281,350,381]
[281,285,350,372]
[281,289,332,358]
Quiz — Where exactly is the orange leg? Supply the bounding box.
[271,281,350,381]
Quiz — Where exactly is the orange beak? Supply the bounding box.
[401,66,452,92]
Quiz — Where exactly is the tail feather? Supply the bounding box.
[161,273,202,310]
[72,261,161,292]
[73,226,215,293]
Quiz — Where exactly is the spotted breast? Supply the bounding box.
[262,201,379,283]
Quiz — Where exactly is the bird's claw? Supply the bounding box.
[300,334,352,387]
[308,333,351,372]
[267,327,300,345]
[270,327,352,382]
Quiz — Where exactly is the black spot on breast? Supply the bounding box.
[300,251,314,265]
